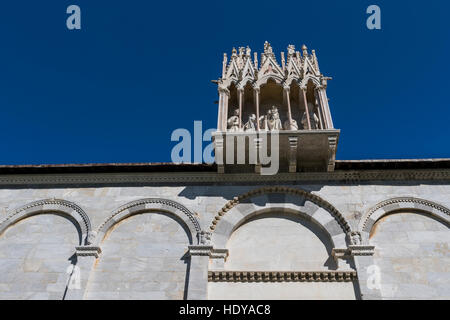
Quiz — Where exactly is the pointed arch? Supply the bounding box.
[0,199,91,245]
[300,75,321,89]
[209,186,351,249]
[96,198,201,245]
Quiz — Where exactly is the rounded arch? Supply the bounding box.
[359,197,450,241]
[96,198,201,245]
[209,186,350,249]
[0,199,91,245]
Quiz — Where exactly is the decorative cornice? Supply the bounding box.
[208,270,357,282]
[0,169,449,186]
[209,186,350,234]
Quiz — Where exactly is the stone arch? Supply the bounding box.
[0,199,91,245]
[299,75,321,89]
[96,198,201,245]
[237,78,255,90]
[284,75,300,87]
[359,197,450,243]
[209,186,351,249]
[256,74,285,87]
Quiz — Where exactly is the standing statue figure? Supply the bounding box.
[301,102,320,129]
[259,115,269,131]
[283,118,298,130]
[227,108,242,132]
[244,114,257,131]
[267,106,283,131]
[301,111,320,130]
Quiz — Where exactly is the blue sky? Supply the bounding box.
[0,0,449,164]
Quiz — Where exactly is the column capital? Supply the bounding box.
[188,245,213,256]
[218,86,230,96]
[75,246,102,258]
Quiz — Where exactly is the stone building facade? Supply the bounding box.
[0,43,448,300]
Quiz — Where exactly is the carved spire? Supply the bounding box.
[302,44,308,57]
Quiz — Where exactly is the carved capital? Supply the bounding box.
[75,246,102,258]
[188,245,213,256]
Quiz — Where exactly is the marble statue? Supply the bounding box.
[301,110,320,130]
[244,114,257,131]
[267,106,283,131]
[259,115,269,131]
[227,109,242,132]
[284,118,298,130]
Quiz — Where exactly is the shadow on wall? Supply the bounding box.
[178,184,325,201]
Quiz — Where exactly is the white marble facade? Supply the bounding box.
[0,179,448,300]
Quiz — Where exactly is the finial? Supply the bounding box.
[302,44,308,57]
[287,44,295,56]
[246,46,251,57]
[264,41,273,54]
[238,47,245,57]
[232,47,237,57]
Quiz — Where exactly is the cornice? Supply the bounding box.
[0,169,449,186]
[208,270,357,282]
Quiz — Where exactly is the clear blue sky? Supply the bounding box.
[0,0,449,165]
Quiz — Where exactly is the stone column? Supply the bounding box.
[254,86,260,130]
[217,90,224,131]
[350,245,382,300]
[64,246,101,300]
[301,87,311,130]
[318,87,334,129]
[186,245,212,300]
[314,89,325,129]
[238,88,244,130]
[284,86,294,130]
[219,88,230,131]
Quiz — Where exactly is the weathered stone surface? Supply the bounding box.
[0,182,448,299]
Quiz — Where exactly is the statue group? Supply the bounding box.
[227,105,319,132]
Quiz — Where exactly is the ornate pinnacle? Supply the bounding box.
[302,44,308,57]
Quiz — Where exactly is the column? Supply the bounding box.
[351,246,382,300]
[187,245,212,300]
[301,87,311,130]
[217,90,224,131]
[284,86,293,130]
[318,88,334,129]
[220,88,230,131]
[64,246,101,300]
[254,86,260,130]
[314,89,326,129]
[238,88,244,130]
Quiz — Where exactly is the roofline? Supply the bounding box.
[0,159,449,175]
